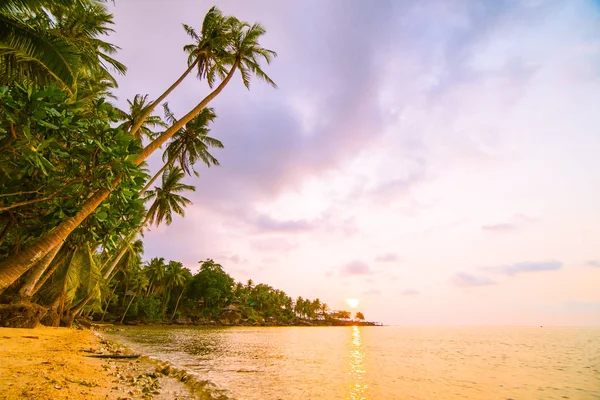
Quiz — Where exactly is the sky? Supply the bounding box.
[107,0,600,326]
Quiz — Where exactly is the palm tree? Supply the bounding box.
[144,166,194,226]
[0,0,125,91]
[139,105,221,196]
[144,257,166,297]
[120,269,149,323]
[128,6,234,138]
[0,12,276,294]
[162,261,187,318]
[101,166,195,281]
[115,94,167,141]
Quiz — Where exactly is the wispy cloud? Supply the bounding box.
[375,253,401,263]
[340,260,375,276]
[585,260,600,268]
[490,261,563,276]
[482,214,538,233]
[255,215,315,232]
[452,272,496,288]
[401,289,419,296]
[482,223,517,232]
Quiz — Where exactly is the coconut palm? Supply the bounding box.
[0,0,125,90]
[128,6,234,138]
[144,257,166,297]
[144,166,194,227]
[101,167,195,281]
[115,94,167,141]
[139,105,221,196]
[162,261,188,317]
[0,11,276,293]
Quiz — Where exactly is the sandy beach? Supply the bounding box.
[0,326,195,400]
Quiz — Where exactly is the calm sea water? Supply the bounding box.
[107,326,600,399]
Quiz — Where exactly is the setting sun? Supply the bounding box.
[346,298,360,309]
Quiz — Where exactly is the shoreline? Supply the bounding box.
[0,326,208,400]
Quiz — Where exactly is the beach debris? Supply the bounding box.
[21,335,39,339]
[87,354,141,359]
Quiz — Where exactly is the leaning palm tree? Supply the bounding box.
[128,6,234,138]
[144,257,166,297]
[144,166,195,227]
[139,104,221,196]
[115,94,167,141]
[162,261,187,318]
[101,167,195,281]
[0,11,276,293]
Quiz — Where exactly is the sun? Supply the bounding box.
[346,298,360,309]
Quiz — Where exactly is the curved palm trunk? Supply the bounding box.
[17,244,62,298]
[102,213,151,281]
[170,288,185,322]
[120,293,137,323]
[129,59,199,138]
[135,62,238,163]
[31,249,69,296]
[0,184,117,293]
[0,63,238,293]
[139,158,173,197]
[70,291,95,317]
[100,283,118,321]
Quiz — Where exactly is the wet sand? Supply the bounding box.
[0,326,195,400]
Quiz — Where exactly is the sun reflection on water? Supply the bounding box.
[348,326,369,399]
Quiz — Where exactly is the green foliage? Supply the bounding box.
[0,83,146,258]
[187,259,233,308]
[136,295,161,321]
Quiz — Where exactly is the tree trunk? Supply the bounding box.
[134,62,238,164]
[100,284,118,321]
[139,158,173,197]
[0,217,15,247]
[120,293,136,324]
[18,244,62,298]
[129,59,198,139]
[102,213,151,281]
[0,184,116,293]
[170,288,184,322]
[0,62,239,293]
[32,249,69,296]
[70,291,94,317]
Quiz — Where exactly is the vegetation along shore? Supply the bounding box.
[0,1,379,328]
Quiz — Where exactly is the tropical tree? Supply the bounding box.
[161,260,187,317]
[144,257,166,297]
[188,259,233,311]
[144,166,194,227]
[0,8,276,295]
[0,0,126,91]
[355,312,365,321]
[127,6,235,138]
[139,105,221,196]
[115,94,166,141]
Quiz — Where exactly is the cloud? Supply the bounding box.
[482,214,538,233]
[482,223,517,232]
[452,272,496,287]
[375,253,401,262]
[254,215,315,232]
[362,289,381,296]
[491,261,563,276]
[401,289,419,296]
[340,260,375,276]
[585,260,600,268]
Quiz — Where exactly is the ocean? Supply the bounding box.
[107,326,600,399]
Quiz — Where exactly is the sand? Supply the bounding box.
[0,326,195,400]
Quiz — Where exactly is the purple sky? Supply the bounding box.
[108,0,600,326]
